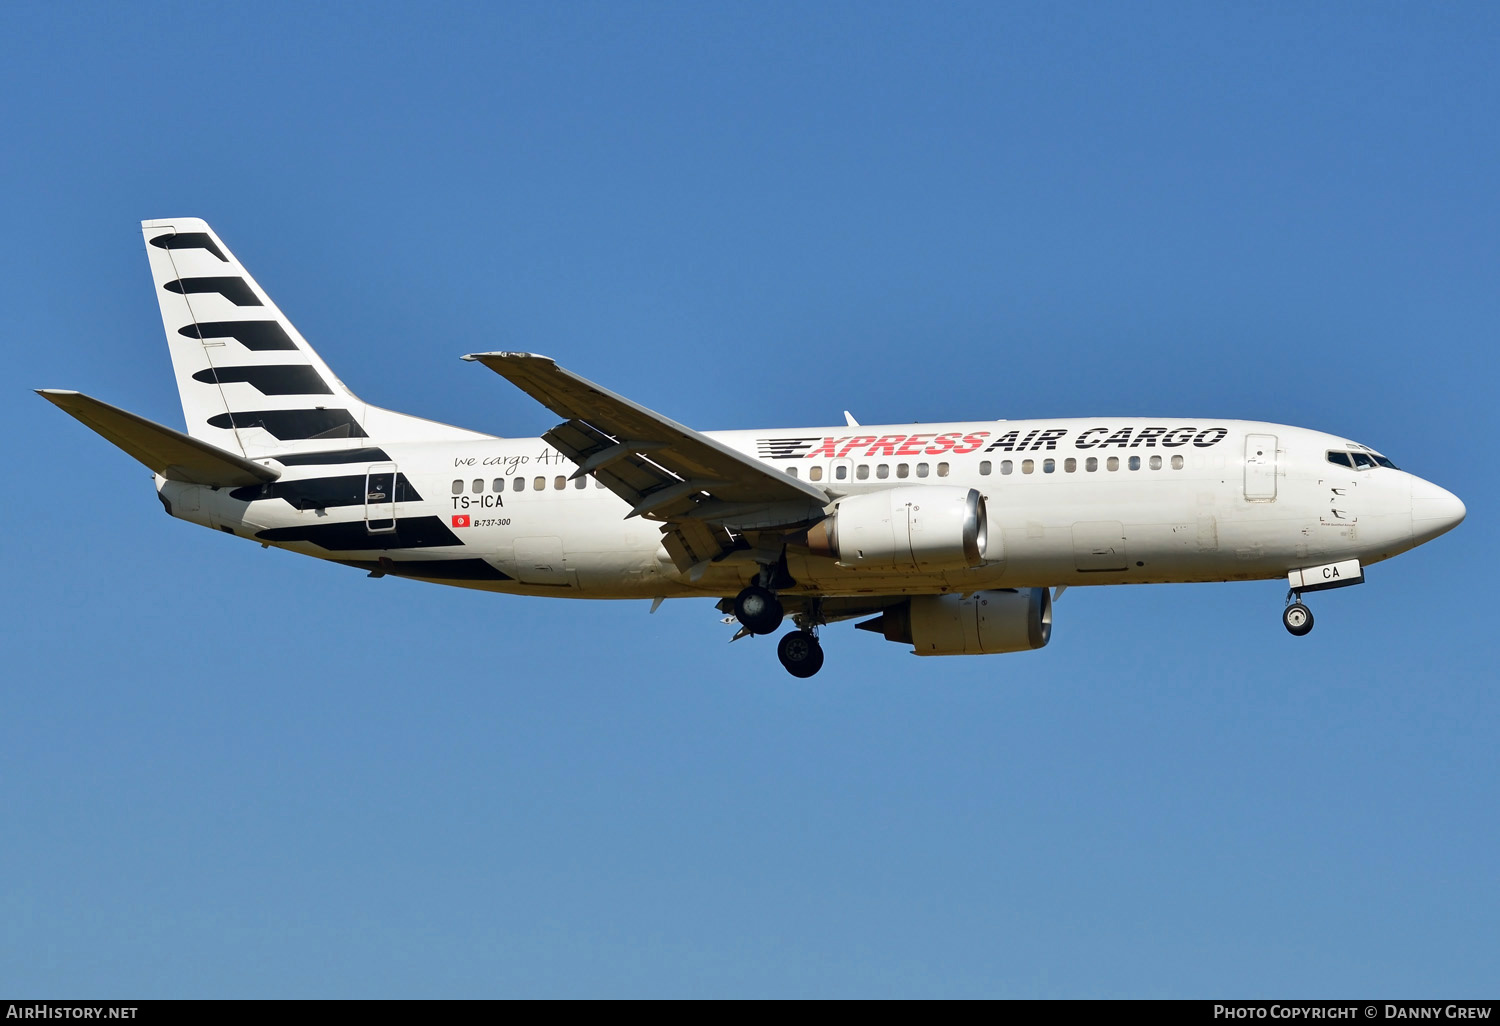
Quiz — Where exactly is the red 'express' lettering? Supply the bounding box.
[925,432,960,455]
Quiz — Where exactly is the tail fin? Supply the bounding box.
[142,218,486,456]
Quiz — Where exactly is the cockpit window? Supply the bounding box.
[1329,449,1399,471]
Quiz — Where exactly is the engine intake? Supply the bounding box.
[806,486,987,572]
[857,589,1053,656]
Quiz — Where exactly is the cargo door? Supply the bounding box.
[513,536,576,587]
[1073,521,1127,572]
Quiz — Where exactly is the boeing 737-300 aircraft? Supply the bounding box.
[38,218,1467,677]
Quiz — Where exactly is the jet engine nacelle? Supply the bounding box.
[806,486,987,572]
[857,589,1053,656]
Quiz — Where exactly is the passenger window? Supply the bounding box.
[856,465,869,480]
[1107,457,1120,471]
[916,463,929,478]
[979,461,991,476]
[1149,455,1162,470]
[472,478,483,494]
[1171,455,1184,470]
[1327,451,1353,468]
[1064,458,1076,473]
[452,479,463,495]
[1001,460,1013,475]
[1043,458,1055,474]
[513,477,525,492]
[876,464,889,479]
[786,467,799,479]
[1128,456,1141,471]
[493,478,506,492]
[896,463,909,479]
[1086,457,1098,472]
[555,476,566,490]
[575,476,587,489]
[809,466,823,482]
[534,476,546,490]
[936,462,950,477]
[1022,459,1034,474]
[834,465,847,480]
[594,478,603,489]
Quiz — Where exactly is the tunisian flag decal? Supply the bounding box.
[451,514,470,528]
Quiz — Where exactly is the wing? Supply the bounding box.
[463,352,830,569]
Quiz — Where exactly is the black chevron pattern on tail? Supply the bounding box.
[148,232,228,262]
[192,366,332,395]
[207,409,367,440]
[178,321,296,350]
[164,277,261,306]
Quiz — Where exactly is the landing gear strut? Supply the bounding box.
[777,630,824,678]
[1283,593,1314,636]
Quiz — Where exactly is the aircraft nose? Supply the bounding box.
[1410,478,1466,545]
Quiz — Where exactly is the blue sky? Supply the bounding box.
[2,2,1496,998]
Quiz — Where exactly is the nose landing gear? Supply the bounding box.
[1281,560,1363,637]
[1283,593,1314,636]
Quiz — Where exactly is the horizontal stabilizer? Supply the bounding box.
[36,389,280,486]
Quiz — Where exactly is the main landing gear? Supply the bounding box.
[1283,593,1315,636]
[732,584,784,636]
[727,579,827,678]
[777,629,824,678]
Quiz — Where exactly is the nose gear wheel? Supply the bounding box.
[1283,600,1314,636]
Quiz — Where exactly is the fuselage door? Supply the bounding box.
[365,461,398,533]
[513,536,575,587]
[1244,434,1278,501]
[1073,521,1128,571]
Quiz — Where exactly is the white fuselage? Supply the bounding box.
[158,417,1456,599]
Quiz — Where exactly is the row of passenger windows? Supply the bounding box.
[458,453,1191,495]
[986,454,1184,474]
[788,462,951,481]
[786,455,1185,479]
[452,476,604,495]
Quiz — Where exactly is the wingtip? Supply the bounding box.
[463,351,554,363]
